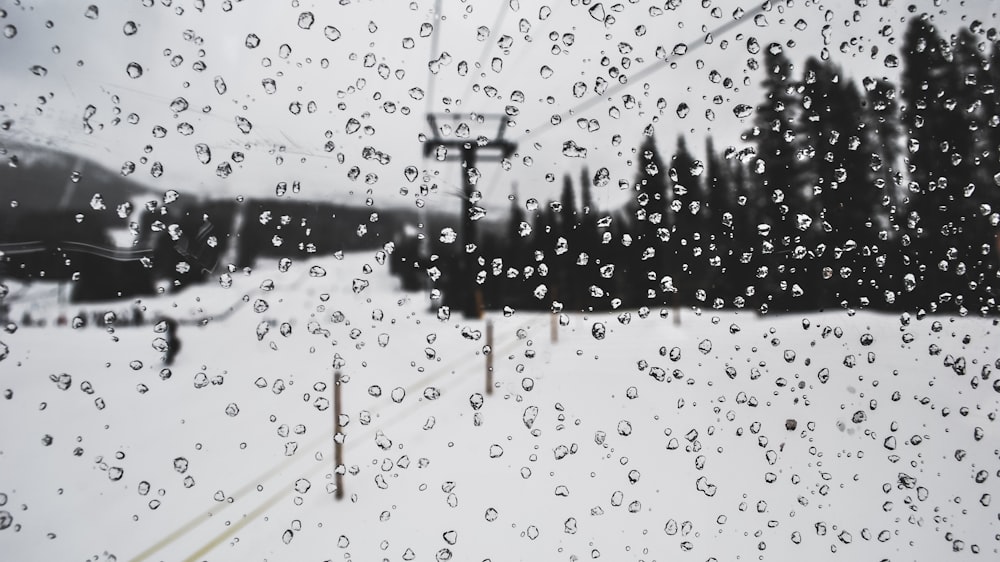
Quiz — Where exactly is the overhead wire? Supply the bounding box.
[477,1,773,206]
[457,1,511,108]
[0,241,153,261]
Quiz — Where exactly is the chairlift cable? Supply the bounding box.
[477,1,772,205]
[457,1,511,108]
[0,240,153,261]
[519,2,770,143]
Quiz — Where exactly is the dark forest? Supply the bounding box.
[392,16,1000,318]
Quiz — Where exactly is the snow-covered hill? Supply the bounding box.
[0,250,998,561]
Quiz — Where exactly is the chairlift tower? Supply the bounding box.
[423,112,516,317]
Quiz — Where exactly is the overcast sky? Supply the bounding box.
[0,0,988,218]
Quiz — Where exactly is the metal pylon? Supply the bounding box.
[423,113,516,317]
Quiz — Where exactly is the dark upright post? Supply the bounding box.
[485,319,494,395]
[333,370,344,500]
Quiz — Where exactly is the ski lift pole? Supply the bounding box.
[333,370,344,500]
[485,318,494,395]
[674,293,681,326]
[423,113,516,319]
[550,288,558,344]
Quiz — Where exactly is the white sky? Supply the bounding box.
[0,0,990,217]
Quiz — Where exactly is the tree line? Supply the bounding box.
[393,15,1000,317]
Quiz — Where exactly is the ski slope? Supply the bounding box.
[1,250,998,561]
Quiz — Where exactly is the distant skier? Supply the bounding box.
[163,318,182,365]
[132,306,145,327]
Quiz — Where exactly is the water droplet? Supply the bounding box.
[695,476,717,496]
[588,3,605,21]
[213,75,227,95]
[732,103,753,118]
[123,21,137,36]
[297,12,314,30]
[795,214,812,230]
[84,5,99,19]
[591,322,606,340]
[391,387,405,403]
[194,143,211,164]
[616,420,633,436]
[169,97,189,113]
[352,278,370,293]
[562,140,587,158]
[29,65,47,77]
[235,115,252,134]
[3,25,17,39]
[324,26,341,41]
[403,166,418,182]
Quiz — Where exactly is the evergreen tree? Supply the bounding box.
[985,41,1000,196]
[728,156,760,310]
[980,40,1000,310]
[581,166,595,216]
[577,167,603,311]
[557,174,582,308]
[504,188,529,309]
[560,174,578,222]
[704,137,736,305]
[667,136,705,306]
[748,43,804,312]
[537,201,561,310]
[901,16,979,311]
[630,133,671,307]
[864,76,904,226]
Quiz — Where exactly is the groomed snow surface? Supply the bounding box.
[1,251,998,561]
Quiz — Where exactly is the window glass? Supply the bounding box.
[1,1,998,559]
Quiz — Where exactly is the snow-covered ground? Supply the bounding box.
[1,251,999,561]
